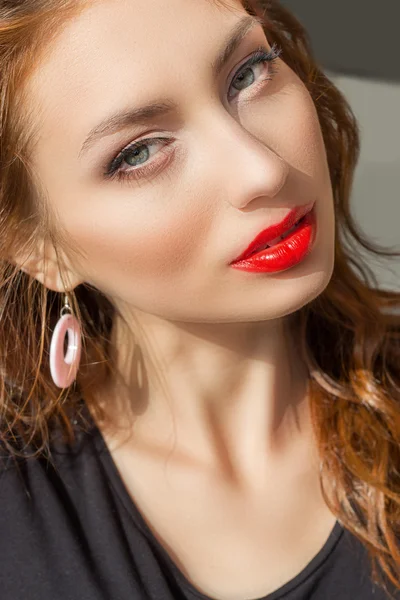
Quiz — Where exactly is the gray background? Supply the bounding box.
[281,0,400,82]
[281,0,400,291]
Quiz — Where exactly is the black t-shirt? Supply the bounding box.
[0,403,399,600]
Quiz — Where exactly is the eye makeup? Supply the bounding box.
[102,43,282,184]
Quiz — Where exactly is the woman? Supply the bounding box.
[0,0,399,598]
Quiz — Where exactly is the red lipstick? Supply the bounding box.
[230,202,317,273]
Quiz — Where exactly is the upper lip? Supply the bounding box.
[230,201,315,264]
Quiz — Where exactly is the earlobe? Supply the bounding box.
[9,240,83,293]
[15,258,81,293]
[27,260,79,293]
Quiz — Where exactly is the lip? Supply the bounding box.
[230,201,316,264]
[230,206,316,273]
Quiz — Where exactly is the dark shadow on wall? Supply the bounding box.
[280,0,399,83]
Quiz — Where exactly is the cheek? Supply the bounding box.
[286,86,329,181]
[253,77,328,183]
[58,189,212,295]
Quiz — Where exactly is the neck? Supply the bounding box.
[97,309,314,485]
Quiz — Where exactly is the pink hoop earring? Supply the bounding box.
[49,293,82,389]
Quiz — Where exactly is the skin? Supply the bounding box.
[19,0,337,595]
[22,0,338,478]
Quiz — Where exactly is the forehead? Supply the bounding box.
[26,0,247,150]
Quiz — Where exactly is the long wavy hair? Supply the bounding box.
[1,0,400,594]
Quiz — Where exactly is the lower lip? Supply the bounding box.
[230,206,317,273]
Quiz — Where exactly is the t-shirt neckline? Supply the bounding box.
[84,402,345,600]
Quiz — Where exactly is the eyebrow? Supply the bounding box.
[78,14,264,159]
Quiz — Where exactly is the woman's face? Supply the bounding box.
[27,0,335,324]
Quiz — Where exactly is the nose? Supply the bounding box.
[204,116,290,210]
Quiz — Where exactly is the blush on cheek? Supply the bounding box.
[64,208,200,293]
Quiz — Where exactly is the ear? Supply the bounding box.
[11,236,84,293]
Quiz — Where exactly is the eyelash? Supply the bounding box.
[103,43,282,183]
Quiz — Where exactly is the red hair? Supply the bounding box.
[0,0,399,594]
